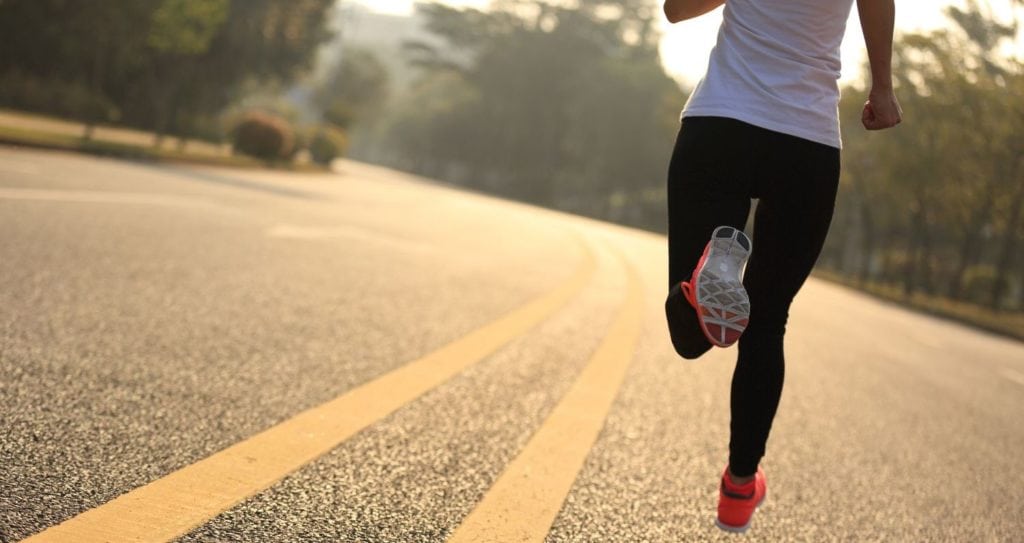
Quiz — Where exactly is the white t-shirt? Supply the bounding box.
[682,0,856,148]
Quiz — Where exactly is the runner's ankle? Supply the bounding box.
[727,469,756,486]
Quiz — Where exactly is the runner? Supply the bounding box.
[662,0,902,533]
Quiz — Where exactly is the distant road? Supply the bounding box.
[1,146,1022,542]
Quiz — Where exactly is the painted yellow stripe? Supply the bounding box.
[448,247,644,543]
[24,238,596,543]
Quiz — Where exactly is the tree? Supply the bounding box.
[141,0,229,144]
[316,47,391,129]
[0,1,160,136]
[134,0,336,143]
[0,0,335,142]
[379,0,683,230]
[824,0,1024,310]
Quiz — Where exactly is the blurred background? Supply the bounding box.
[0,0,1021,329]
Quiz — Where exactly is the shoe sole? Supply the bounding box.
[715,493,766,534]
[692,226,751,347]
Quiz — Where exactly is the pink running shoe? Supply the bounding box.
[680,226,752,348]
[716,466,767,533]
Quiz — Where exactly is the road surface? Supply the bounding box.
[1,146,1022,542]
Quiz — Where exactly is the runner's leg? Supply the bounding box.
[667,117,755,287]
[727,133,841,477]
[666,117,755,357]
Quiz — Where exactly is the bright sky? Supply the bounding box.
[355,0,1022,87]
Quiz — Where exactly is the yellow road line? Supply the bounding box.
[448,246,644,543]
[24,237,597,543]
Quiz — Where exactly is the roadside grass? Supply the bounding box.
[814,269,1024,342]
[0,122,325,173]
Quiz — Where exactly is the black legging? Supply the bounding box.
[667,116,841,477]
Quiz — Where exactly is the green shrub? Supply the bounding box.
[231,112,294,160]
[308,125,349,166]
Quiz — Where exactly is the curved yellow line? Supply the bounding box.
[447,242,645,543]
[23,234,597,543]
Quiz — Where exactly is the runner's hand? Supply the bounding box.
[862,88,902,130]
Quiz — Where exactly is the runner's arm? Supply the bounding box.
[857,0,903,130]
[663,0,724,23]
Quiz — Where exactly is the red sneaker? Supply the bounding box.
[716,467,767,533]
[680,226,751,348]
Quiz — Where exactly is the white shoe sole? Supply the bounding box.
[692,226,752,347]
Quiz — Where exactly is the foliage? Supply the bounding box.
[148,0,229,55]
[353,0,1023,312]
[365,0,683,231]
[0,0,334,144]
[821,1,1024,311]
[308,126,349,165]
[232,112,294,160]
[0,1,157,132]
[316,48,391,129]
[0,72,120,131]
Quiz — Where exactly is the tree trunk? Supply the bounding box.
[948,197,993,300]
[149,63,171,149]
[152,95,174,149]
[948,233,975,300]
[84,36,106,142]
[990,166,1024,310]
[919,208,935,295]
[903,201,927,299]
[857,199,876,286]
[834,187,857,276]
[1018,256,1024,311]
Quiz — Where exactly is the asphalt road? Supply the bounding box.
[1,146,1022,542]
